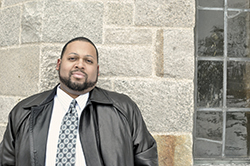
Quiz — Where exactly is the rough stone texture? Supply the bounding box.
[0,46,40,96]
[174,134,193,166]
[105,2,133,25]
[135,0,195,27]
[154,134,193,166]
[104,28,152,44]
[97,78,113,90]
[164,28,194,79]
[0,6,20,47]
[39,44,62,92]
[114,0,134,2]
[21,1,44,43]
[0,96,23,124]
[99,46,153,77]
[3,0,27,7]
[155,29,164,77]
[114,79,194,132]
[42,1,103,44]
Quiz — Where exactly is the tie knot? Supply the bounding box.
[69,100,77,114]
[70,99,77,108]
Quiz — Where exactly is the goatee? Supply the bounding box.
[59,69,98,92]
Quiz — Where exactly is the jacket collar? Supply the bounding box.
[22,85,57,109]
[88,87,113,105]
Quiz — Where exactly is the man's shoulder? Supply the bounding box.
[14,87,56,110]
[93,87,142,125]
[95,87,134,104]
[93,87,138,113]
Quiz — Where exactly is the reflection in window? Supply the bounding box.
[198,10,224,57]
[228,12,250,57]
[196,111,223,141]
[225,112,249,157]
[195,0,250,164]
[228,0,250,8]
[198,0,223,8]
[227,62,250,108]
[197,61,223,107]
[194,140,222,158]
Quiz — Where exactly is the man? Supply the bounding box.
[0,37,158,166]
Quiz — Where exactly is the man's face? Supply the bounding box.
[56,40,99,94]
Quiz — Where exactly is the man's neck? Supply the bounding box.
[59,83,95,99]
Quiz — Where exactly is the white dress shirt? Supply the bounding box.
[45,86,89,166]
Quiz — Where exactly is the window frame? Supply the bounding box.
[194,0,250,164]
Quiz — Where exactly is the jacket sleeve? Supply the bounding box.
[132,102,159,166]
[0,142,2,165]
[0,113,16,166]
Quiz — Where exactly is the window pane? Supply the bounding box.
[195,0,250,163]
[196,111,223,141]
[225,112,250,157]
[198,10,224,57]
[194,140,222,158]
[228,12,250,57]
[198,0,224,7]
[227,62,250,108]
[197,61,223,107]
[228,0,250,8]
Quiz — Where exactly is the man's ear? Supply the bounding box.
[97,65,100,76]
[56,59,61,71]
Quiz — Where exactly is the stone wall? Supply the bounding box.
[0,0,195,165]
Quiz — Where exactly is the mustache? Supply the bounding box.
[70,69,87,76]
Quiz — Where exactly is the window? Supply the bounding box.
[194,0,250,164]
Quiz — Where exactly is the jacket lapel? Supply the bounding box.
[79,104,104,166]
[29,102,53,166]
[79,87,113,166]
[28,86,57,166]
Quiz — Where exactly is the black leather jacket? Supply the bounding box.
[0,86,158,166]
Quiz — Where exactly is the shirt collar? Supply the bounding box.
[56,85,89,112]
